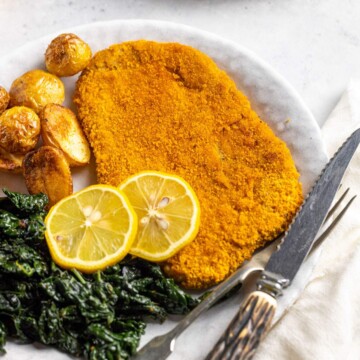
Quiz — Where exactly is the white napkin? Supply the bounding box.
[254,79,360,360]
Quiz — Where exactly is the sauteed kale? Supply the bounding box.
[0,190,199,359]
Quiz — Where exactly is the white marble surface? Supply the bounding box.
[1,0,360,126]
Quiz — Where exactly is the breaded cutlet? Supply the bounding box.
[74,40,303,289]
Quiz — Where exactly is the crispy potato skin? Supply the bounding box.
[0,106,40,154]
[0,86,10,114]
[0,146,23,173]
[40,104,91,166]
[45,33,92,77]
[9,70,65,114]
[23,146,73,207]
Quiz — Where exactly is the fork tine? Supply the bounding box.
[308,194,357,255]
[323,187,350,222]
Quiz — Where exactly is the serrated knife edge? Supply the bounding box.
[264,128,360,283]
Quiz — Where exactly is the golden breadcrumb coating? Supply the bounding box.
[74,40,303,289]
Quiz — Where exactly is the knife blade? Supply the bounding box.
[206,128,360,360]
[264,128,360,284]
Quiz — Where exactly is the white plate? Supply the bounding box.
[0,20,328,360]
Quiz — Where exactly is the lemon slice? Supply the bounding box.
[119,171,200,261]
[45,185,138,272]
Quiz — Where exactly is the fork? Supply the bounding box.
[131,188,356,360]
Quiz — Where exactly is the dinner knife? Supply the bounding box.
[206,128,360,360]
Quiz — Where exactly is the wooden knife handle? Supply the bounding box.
[205,291,276,360]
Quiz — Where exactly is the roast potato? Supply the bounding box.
[45,33,92,77]
[9,69,65,114]
[0,86,10,114]
[40,104,90,166]
[0,146,23,173]
[0,106,40,154]
[23,146,73,207]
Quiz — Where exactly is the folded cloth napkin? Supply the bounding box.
[254,79,360,360]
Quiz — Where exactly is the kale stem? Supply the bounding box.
[95,271,102,282]
[71,269,86,284]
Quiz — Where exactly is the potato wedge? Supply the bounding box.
[40,104,90,167]
[0,146,23,173]
[23,146,72,207]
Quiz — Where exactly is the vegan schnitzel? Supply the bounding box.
[74,40,303,289]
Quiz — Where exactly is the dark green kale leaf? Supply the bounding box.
[0,210,24,238]
[0,322,5,355]
[0,241,48,277]
[103,258,199,319]
[0,293,21,314]
[0,211,45,246]
[2,189,48,215]
[84,323,144,360]
[37,301,82,355]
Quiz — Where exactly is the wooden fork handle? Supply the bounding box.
[206,291,276,360]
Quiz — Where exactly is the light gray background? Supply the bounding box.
[1,0,359,126]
